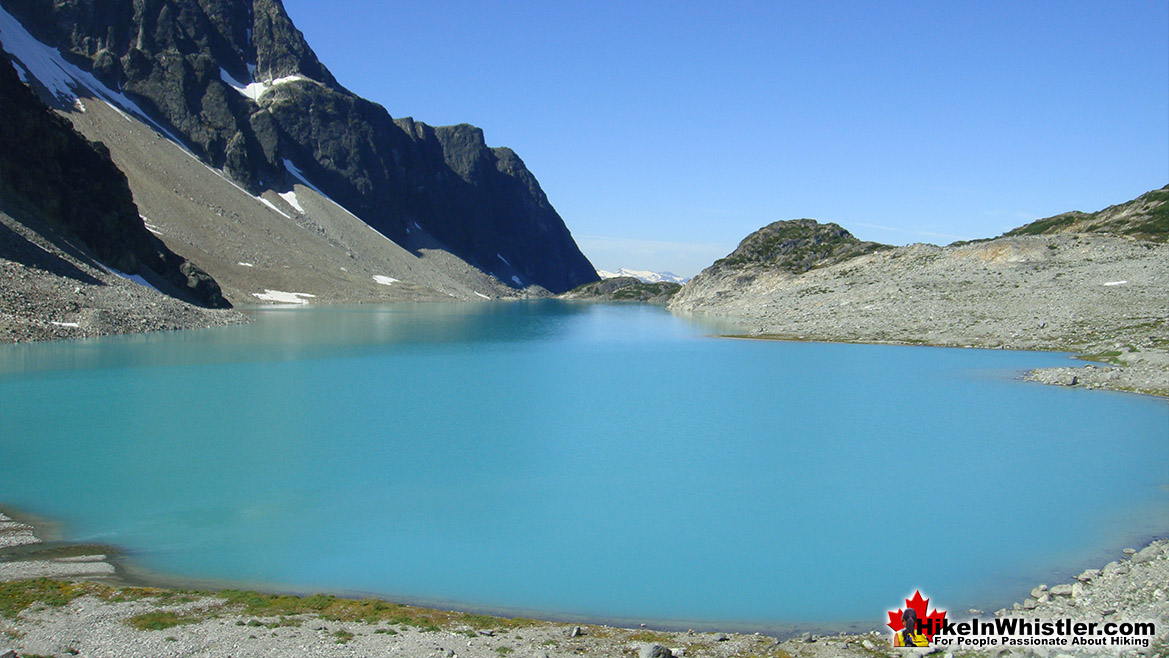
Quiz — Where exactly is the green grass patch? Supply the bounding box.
[627,630,672,644]
[214,589,534,631]
[127,610,201,631]
[333,629,355,644]
[0,578,86,618]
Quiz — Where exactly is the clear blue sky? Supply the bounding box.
[283,0,1168,276]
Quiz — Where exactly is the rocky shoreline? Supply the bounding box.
[670,234,1169,398]
[0,209,247,344]
[2,509,1166,657]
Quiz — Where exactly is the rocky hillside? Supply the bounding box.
[0,50,228,309]
[670,189,1169,397]
[708,219,889,275]
[1004,185,1168,242]
[0,0,597,294]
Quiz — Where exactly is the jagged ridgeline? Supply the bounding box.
[0,49,229,308]
[2,0,597,293]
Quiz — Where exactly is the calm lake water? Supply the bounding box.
[1,301,1166,630]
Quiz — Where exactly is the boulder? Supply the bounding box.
[638,644,673,658]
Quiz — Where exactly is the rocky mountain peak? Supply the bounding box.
[1,0,598,293]
[712,218,889,275]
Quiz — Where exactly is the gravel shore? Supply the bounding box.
[2,511,1166,657]
[0,208,246,344]
[670,234,1169,397]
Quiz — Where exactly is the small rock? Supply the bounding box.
[478,629,494,637]
[714,633,729,642]
[569,626,584,638]
[1122,547,1137,556]
[1132,545,1159,564]
[638,644,673,658]
[1023,598,1039,610]
[1049,584,1074,597]
[1075,569,1100,582]
[968,609,983,616]
[862,639,876,650]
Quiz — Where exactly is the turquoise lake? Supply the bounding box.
[1,301,1166,631]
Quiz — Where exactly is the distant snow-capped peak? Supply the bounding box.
[596,268,690,284]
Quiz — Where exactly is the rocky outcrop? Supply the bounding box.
[559,276,681,304]
[1,0,597,293]
[0,50,228,308]
[707,219,889,275]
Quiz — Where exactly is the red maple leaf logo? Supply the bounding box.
[887,590,947,641]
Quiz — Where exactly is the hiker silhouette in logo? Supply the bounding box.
[894,607,929,647]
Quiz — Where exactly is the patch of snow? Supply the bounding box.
[220,67,311,101]
[0,6,83,104]
[102,265,160,293]
[237,262,254,267]
[51,321,80,328]
[511,275,523,286]
[413,222,422,230]
[9,57,29,83]
[1102,280,1128,286]
[278,190,304,213]
[372,275,400,285]
[597,268,690,284]
[282,159,321,193]
[101,99,134,122]
[0,6,199,148]
[474,292,490,300]
[252,290,315,304]
[497,253,511,266]
[140,216,162,235]
[73,98,86,113]
[258,196,291,218]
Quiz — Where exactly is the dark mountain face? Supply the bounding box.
[0,50,229,308]
[2,0,598,293]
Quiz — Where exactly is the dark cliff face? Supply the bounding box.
[0,51,229,308]
[2,0,598,293]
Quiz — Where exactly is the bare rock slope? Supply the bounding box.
[669,192,1169,397]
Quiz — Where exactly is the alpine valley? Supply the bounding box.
[0,0,598,341]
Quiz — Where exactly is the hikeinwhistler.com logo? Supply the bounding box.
[887,590,1158,650]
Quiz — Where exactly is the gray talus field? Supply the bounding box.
[62,96,529,306]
